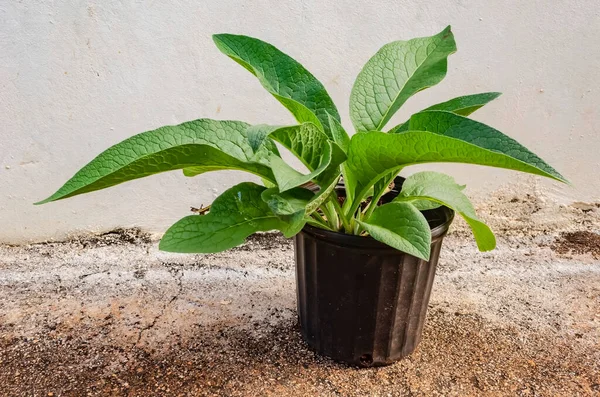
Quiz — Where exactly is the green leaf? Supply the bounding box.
[425,92,502,115]
[273,123,346,184]
[262,132,341,219]
[388,92,501,133]
[396,171,495,251]
[305,174,339,214]
[305,217,334,231]
[246,124,285,153]
[270,123,331,173]
[213,34,340,137]
[327,113,350,153]
[36,120,276,204]
[369,170,401,214]
[327,114,354,202]
[407,110,566,182]
[261,186,313,235]
[261,177,276,188]
[261,187,314,216]
[268,140,333,192]
[345,130,567,209]
[159,182,298,253]
[350,26,457,132]
[247,123,345,187]
[260,123,345,192]
[358,202,431,260]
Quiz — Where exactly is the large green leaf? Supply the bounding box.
[407,110,566,182]
[350,26,456,132]
[395,171,495,251]
[358,202,431,260]
[213,34,340,137]
[345,130,567,213]
[388,92,501,133]
[159,182,298,253]
[36,120,276,204]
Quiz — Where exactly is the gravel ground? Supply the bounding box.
[0,190,599,396]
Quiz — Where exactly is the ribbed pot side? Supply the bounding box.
[294,205,453,367]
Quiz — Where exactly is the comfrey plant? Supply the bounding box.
[38,27,566,260]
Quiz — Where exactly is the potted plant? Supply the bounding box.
[37,26,567,366]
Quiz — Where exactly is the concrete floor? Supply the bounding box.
[1,191,599,396]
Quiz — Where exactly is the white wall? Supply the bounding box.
[1,0,598,243]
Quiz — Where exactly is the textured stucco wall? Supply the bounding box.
[1,0,599,243]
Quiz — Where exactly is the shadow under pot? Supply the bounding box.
[294,177,454,367]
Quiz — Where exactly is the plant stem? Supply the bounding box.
[320,203,339,231]
[325,201,340,230]
[363,172,398,221]
[344,192,365,224]
[353,217,362,234]
[329,195,352,232]
[307,212,335,232]
[311,210,328,225]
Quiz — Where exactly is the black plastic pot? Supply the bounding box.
[293,178,454,366]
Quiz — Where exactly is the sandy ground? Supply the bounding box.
[1,190,599,396]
